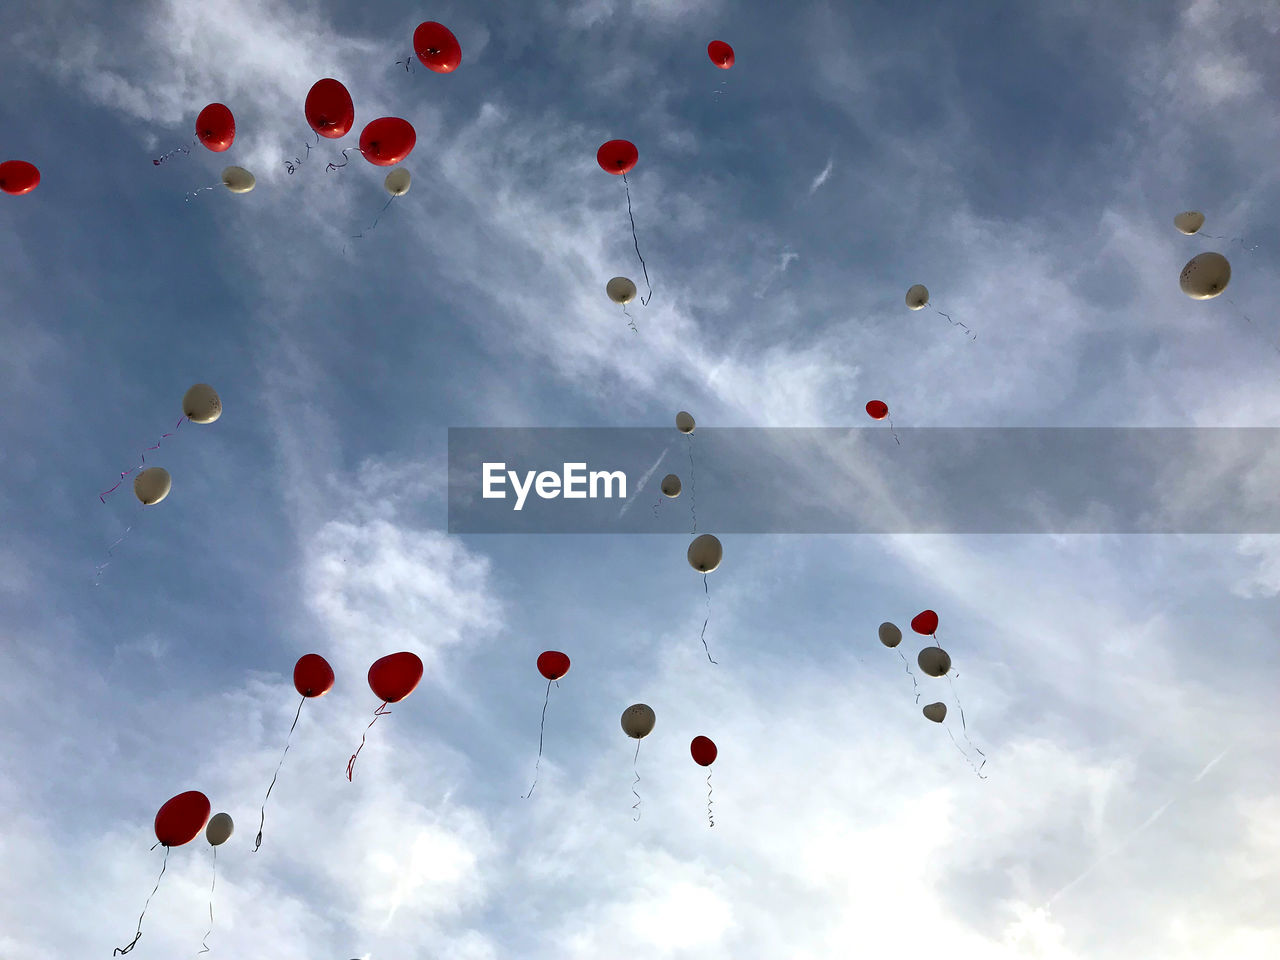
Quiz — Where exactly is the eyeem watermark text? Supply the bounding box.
[482,462,627,510]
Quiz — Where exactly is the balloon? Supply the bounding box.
[205,812,234,846]
[688,533,723,573]
[911,609,939,636]
[537,650,570,681]
[923,702,947,723]
[917,646,952,677]
[414,21,462,73]
[660,474,682,497]
[621,703,655,739]
[606,276,637,304]
[866,400,888,420]
[878,622,902,647]
[707,40,735,69]
[368,651,423,703]
[1174,211,1205,235]
[359,118,416,166]
[293,653,335,697]
[134,467,171,506]
[676,411,696,434]
[196,103,235,152]
[0,160,40,195]
[384,167,411,196]
[305,78,355,139]
[690,735,717,766]
[597,139,638,176]
[1179,252,1231,300]
[154,791,211,847]
[182,383,222,423]
[906,284,929,310]
[220,166,255,194]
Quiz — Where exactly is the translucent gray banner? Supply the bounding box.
[446,428,1280,533]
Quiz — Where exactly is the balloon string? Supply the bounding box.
[947,673,987,779]
[350,196,397,244]
[395,55,416,73]
[699,573,718,664]
[153,140,195,165]
[934,307,977,342]
[888,417,901,445]
[347,701,391,781]
[185,184,217,203]
[100,415,187,502]
[114,845,169,955]
[621,304,638,334]
[1224,297,1280,356]
[632,739,643,822]
[522,679,554,799]
[621,173,653,305]
[327,146,365,172]
[254,695,306,851]
[706,768,715,828]
[897,648,920,703]
[652,496,662,519]
[687,433,697,533]
[1202,233,1259,251]
[284,140,314,175]
[95,498,146,584]
[197,846,217,955]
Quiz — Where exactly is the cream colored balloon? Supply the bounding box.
[660,474,682,498]
[1174,211,1205,235]
[384,167,411,197]
[606,276,637,305]
[1179,252,1231,300]
[220,166,256,194]
[917,646,952,678]
[878,622,902,648]
[621,703,656,739]
[687,534,723,573]
[675,411,696,434]
[205,812,234,846]
[134,467,172,506]
[906,284,929,310]
[922,702,947,723]
[182,383,222,424]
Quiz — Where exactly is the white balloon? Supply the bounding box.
[220,166,256,194]
[384,167,411,196]
[182,383,222,424]
[606,276,637,305]
[878,622,902,648]
[675,411,696,434]
[917,646,952,678]
[687,534,722,573]
[906,284,929,310]
[1173,211,1205,235]
[1179,252,1231,300]
[660,474,682,498]
[134,467,172,506]
[621,703,656,739]
[922,702,947,723]
[205,812,234,846]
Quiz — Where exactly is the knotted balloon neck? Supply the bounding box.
[114,844,170,954]
[347,701,391,781]
[254,694,306,851]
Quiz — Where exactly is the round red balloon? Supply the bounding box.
[195,103,235,152]
[0,160,40,196]
[293,653,335,698]
[911,609,939,636]
[597,139,638,176]
[707,40,735,69]
[414,21,462,73]
[866,400,889,420]
[368,651,423,703]
[359,117,416,166]
[537,651,570,681]
[305,78,355,139]
[154,790,211,847]
[691,736,718,766]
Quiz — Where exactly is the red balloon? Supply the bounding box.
[537,651,570,681]
[0,160,40,196]
[707,40,735,69]
[866,400,889,420]
[414,21,462,73]
[195,103,235,152]
[690,736,718,766]
[305,78,354,139]
[359,117,416,166]
[368,651,423,703]
[293,653,335,698]
[154,790,211,847]
[911,609,939,636]
[597,139,638,176]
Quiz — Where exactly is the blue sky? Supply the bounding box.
[2,0,1280,957]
